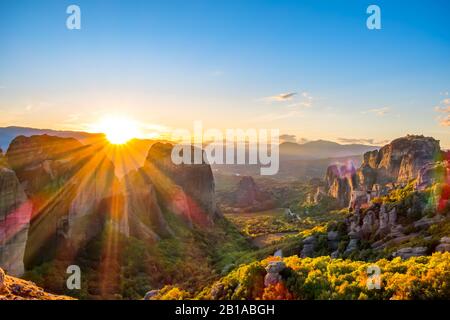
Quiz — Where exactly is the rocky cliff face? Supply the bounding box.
[325,135,441,208]
[358,135,440,188]
[0,152,32,276]
[5,135,118,268]
[144,142,219,225]
[324,163,358,207]
[122,168,173,241]
[1,136,221,278]
[0,267,72,300]
[218,176,276,213]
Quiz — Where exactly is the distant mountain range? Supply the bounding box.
[0,126,102,150]
[0,126,379,162]
[279,140,379,160]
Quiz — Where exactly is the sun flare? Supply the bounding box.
[94,116,141,145]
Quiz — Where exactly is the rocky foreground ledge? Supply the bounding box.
[0,268,73,300]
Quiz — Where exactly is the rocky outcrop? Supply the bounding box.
[358,135,440,188]
[122,168,173,241]
[415,160,449,191]
[264,261,286,287]
[0,267,72,300]
[5,135,118,268]
[0,156,32,276]
[346,203,401,241]
[324,163,358,207]
[325,136,441,209]
[144,143,219,225]
[392,247,428,260]
[301,236,317,257]
[219,176,276,213]
[436,237,450,253]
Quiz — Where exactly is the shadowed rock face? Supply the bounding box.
[144,142,220,226]
[122,168,173,241]
[0,153,32,276]
[325,163,358,207]
[5,135,118,268]
[1,136,222,277]
[218,176,276,213]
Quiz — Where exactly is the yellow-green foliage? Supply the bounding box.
[152,285,191,300]
[198,253,450,300]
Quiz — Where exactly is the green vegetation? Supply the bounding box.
[224,209,297,238]
[194,253,450,300]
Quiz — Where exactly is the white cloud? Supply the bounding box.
[337,137,389,145]
[434,96,450,127]
[362,107,390,116]
[264,92,297,102]
[279,134,297,143]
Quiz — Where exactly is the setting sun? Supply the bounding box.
[94,116,141,144]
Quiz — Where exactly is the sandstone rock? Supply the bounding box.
[274,249,283,257]
[0,268,5,292]
[5,135,118,269]
[0,162,32,276]
[327,231,339,241]
[327,231,339,251]
[145,143,219,225]
[359,135,440,186]
[210,283,225,300]
[345,239,359,254]
[123,169,173,240]
[265,261,286,274]
[441,237,450,244]
[435,243,450,253]
[264,261,286,287]
[392,246,427,259]
[264,272,282,287]
[301,236,317,257]
[144,290,160,300]
[348,231,361,239]
[413,215,444,229]
[325,163,358,207]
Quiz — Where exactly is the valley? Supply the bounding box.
[1,132,449,300]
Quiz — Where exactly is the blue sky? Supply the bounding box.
[0,0,449,147]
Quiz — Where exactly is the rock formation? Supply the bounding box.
[325,135,441,209]
[5,135,118,268]
[0,154,32,276]
[264,261,286,287]
[358,135,440,188]
[144,142,220,225]
[0,267,72,300]
[324,162,358,207]
[122,168,173,241]
[219,176,276,213]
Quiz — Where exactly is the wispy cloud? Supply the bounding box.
[279,134,297,143]
[264,92,297,102]
[362,107,390,116]
[337,137,389,145]
[288,92,314,108]
[435,97,450,127]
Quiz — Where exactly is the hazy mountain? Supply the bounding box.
[279,140,379,160]
[0,126,103,150]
